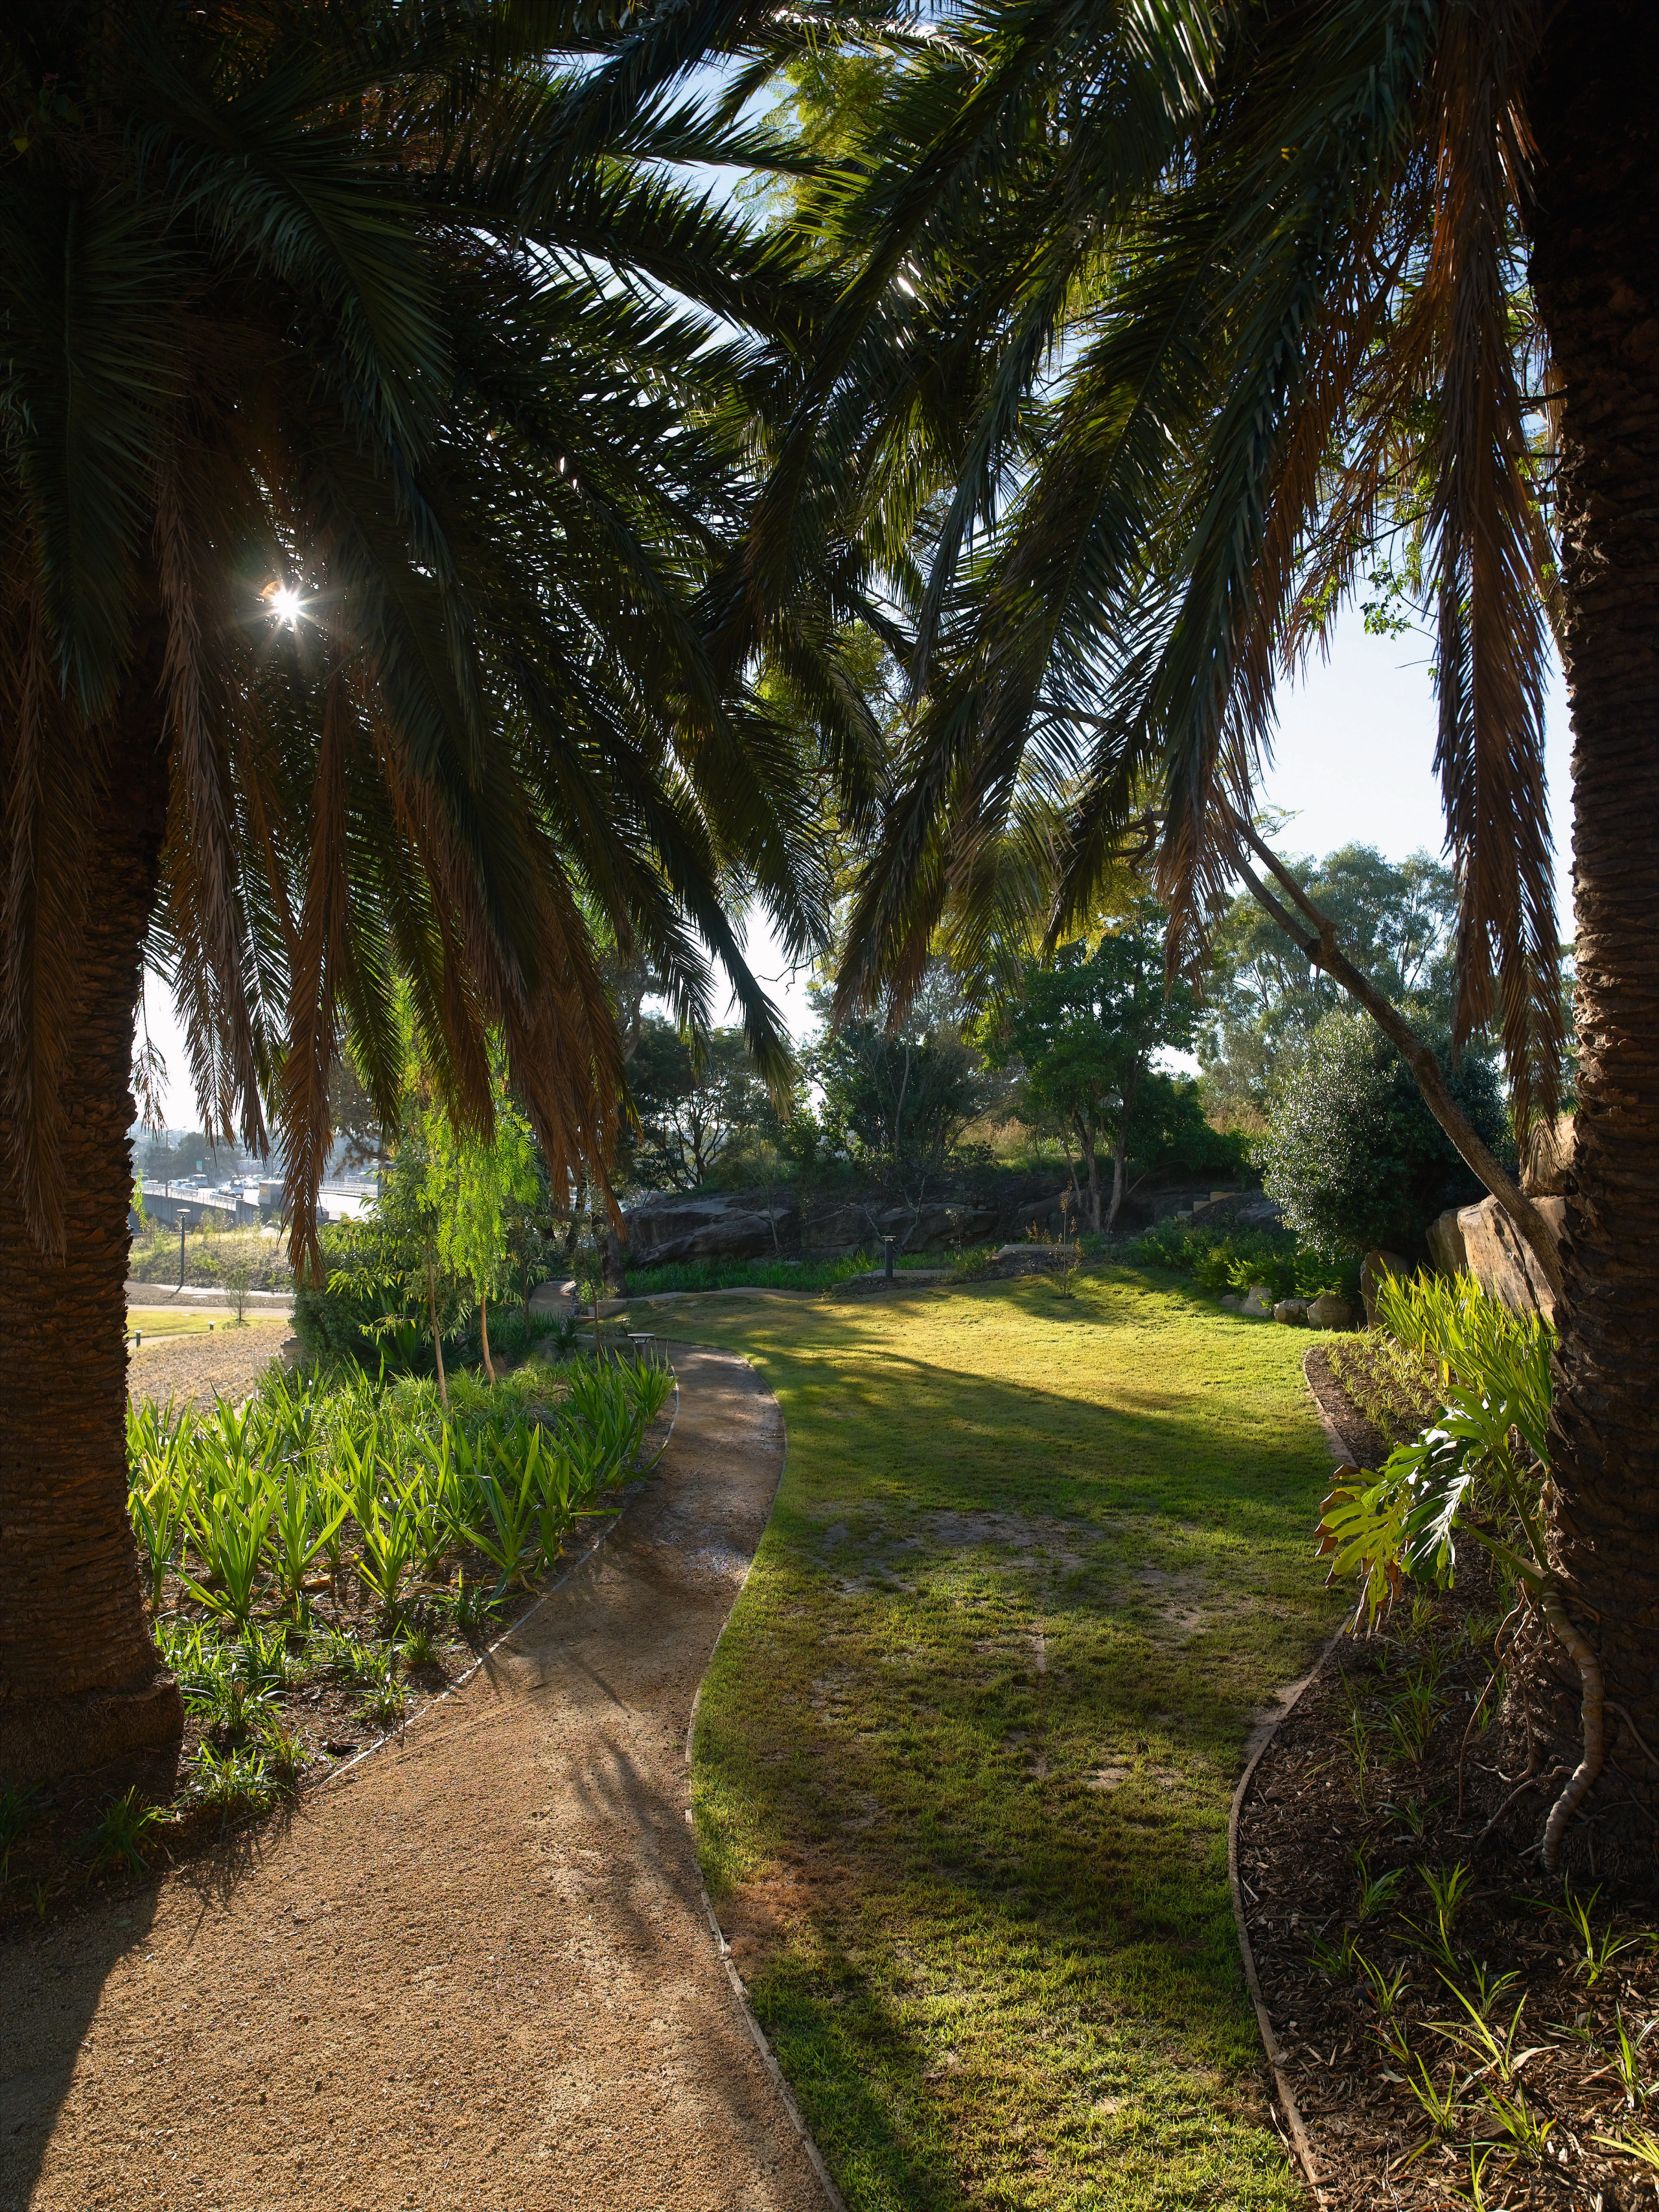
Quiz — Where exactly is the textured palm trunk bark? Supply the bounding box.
[1522,0,1659,1870]
[0,718,181,1792]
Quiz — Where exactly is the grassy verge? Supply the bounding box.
[126,1307,290,1340]
[633,1266,1340,2211]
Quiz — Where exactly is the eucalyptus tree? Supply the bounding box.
[758,0,1659,1863]
[0,0,874,1787]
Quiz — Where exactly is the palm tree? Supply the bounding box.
[0,0,874,1789]
[755,0,1659,1865]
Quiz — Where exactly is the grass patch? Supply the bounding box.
[126,1307,289,1340]
[641,1266,1340,2211]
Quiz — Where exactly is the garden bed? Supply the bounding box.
[1,1351,673,1925]
[1238,1583,1659,2211]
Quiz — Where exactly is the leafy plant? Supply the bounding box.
[89,1787,165,1874]
[1405,2055,1462,2139]
[448,1571,500,1635]
[181,1459,275,1633]
[1355,1948,1410,2020]
[1310,1927,1361,1980]
[360,1673,407,1734]
[1612,2009,1655,2111]
[1476,2081,1553,2164]
[1553,1886,1642,1989]
[1352,1853,1406,1924]
[186,1745,277,1818]
[268,1461,349,1618]
[1592,2126,1659,2178]
[1430,1981,1543,2090]
[1407,1861,1475,1968]
[1387,1668,1441,1764]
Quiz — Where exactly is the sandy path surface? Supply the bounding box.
[126,1323,293,1412]
[1,1346,823,2212]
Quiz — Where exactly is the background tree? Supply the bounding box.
[1200,845,1462,1128]
[811,960,987,1223]
[625,1021,771,1193]
[0,0,863,1789]
[1257,1010,1511,1261]
[988,912,1198,1231]
[422,1057,542,1386]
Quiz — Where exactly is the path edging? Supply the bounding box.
[1229,1644,1340,2210]
[681,1362,852,2212]
[1222,1351,1365,2208]
[320,1369,682,1792]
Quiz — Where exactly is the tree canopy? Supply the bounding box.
[0,0,876,1263]
[1200,843,1465,1127]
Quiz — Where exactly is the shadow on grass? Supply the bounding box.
[688,1279,1332,2211]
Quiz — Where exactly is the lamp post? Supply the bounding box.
[178,1207,191,1290]
[883,1234,896,1283]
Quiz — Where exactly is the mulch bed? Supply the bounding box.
[1234,1356,1659,2209]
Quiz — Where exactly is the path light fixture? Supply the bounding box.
[883,1235,895,1283]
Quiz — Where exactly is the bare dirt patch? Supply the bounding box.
[125,1323,292,1412]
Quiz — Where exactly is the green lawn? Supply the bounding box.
[633,1266,1341,2211]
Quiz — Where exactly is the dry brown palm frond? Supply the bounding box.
[1417,0,1560,1135]
[379,712,623,1213]
[278,667,357,1281]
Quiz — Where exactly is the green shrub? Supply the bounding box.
[1256,1010,1509,1261]
[1120,1216,1361,1303]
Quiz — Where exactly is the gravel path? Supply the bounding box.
[125,1323,294,1412]
[1,1346,826,2212]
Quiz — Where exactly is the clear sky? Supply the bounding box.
[137,601,1577,1131]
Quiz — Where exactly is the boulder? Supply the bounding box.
[1305,1294,1354,1331]
[1218,1293,1246,1312]
[1189,1191,1285,1230]
[1240,1284,1275,1318]
[1359,1249,1411,1327]
[1273,1298,1308,1325]
[1425,1207,1468,1279]
[1522,1113,1575,1196]
[1456,1194,1564,1326]
[622,1189,795,1267]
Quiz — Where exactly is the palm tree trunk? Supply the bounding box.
[1521,0,1659,1868]
[0,725,182,1791]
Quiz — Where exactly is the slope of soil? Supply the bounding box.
[126,1321,294,1412]
[0,1347,828,2212]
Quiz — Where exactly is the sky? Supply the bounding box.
[137,600,1578,1134]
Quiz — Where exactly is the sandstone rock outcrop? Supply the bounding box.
[1456,1194,1564,1327]
[1425,1207,1468,1278]
[1522,1113,1575,1196]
